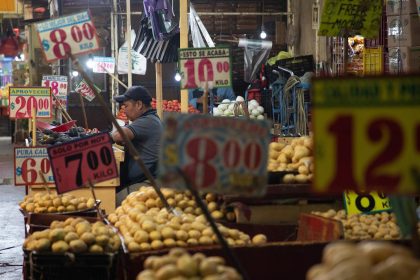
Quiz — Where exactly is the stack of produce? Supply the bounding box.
[212,97,265,120]
[23,217,121,253]
[137,248,242,280]
[36,126,98,146]
[151,98,200,114]
[307,241,420,280]
[311,209,420,240]
[19,192,96,214]
[108,188,267,252]
[267,136,313,183]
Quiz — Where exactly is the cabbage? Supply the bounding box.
[213,107,221,116]
[236,96,245,102]
[251,109,260,117]
[249,99,259,106]
[222,99,231,104]
[257,114,264,120]
[248,103,257,111]
[218,104,228,111]
[257,106,264,114]
[228,103,235,111]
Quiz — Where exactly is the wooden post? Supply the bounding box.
[78,93,89,129]
[202,82,208,114]
[31,108,36,146]
[155,63,163,119]
[180,0,189,113]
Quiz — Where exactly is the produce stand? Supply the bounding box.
[27,146,124,214]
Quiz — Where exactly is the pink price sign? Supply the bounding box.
[47,133,118,194]
[35,11,100,63]
[14,147,54,186]
[178,47,232,90]
[9,87,52,119]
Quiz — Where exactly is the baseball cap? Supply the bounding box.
[114,86,152,105]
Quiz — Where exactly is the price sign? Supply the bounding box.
[47,133,118,194]
[159,114,271,196]
[92,56,115,73]
[344,190,391,215]
[312,75,420,194]
[42,75,68,107]
[14,147,54,186]
[9,87,52,119]
[178,47,232,90]
[75,79,99,101]
[318,0,382,38]
[35,11,100,63]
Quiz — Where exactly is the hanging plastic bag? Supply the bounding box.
[238,39,272,83]
[143,0,179,41]
[118,30,147,75]
[189,3,214,48]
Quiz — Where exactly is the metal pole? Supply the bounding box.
[126,0,132,88]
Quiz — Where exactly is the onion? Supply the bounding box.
[251,109,260,117]
[257,106,264,114]
[236,96,245,102]
[257,114,264,120]
[213,107,221,116]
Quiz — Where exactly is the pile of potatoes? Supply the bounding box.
[267,136,313,183]
[137,248,242,280]
[108,190,267,253]
[311,209,417,240]
[116,186,234,222]
[19,192,96,214]
[307,241,420,280]
[23,217,121,254]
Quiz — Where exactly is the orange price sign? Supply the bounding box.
[312,75,420,194]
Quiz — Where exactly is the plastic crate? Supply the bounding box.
[363,47,383,75]
[24,250,118,280]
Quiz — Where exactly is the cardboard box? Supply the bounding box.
[386,0,418,15]
[387,13,420,47]
[388,46,420,73]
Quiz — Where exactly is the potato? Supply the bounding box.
[163,238,176,247]
[49,229,66,242]
[252,234,267,245]
[134,230,149,243]
[211,211,223,220]
[177,254,198,277]
[69,239,87,253]
[140,242,151,251]
[161,227,175,239]
[151,240,164,250]
[149,230,162,241]
[35,238,51,252]
[127,241,141,252]
[95,235,110,246]
[283,174,295,184]
[199,236,213,246]
[142,220,156,233]
[52,240,69,253]
[188,230,201,239]
[64,232,79,243]
[199,259,219,276]
[155,264,179,280]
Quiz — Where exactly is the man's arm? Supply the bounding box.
[111,126,135,145]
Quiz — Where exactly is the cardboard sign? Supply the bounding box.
[312,75,420,194]
[0,0,17,13]
[14,147,54,186]
[41,75,68,108]
[318,0,382,38]
[75,79,99,101]
[159,114,271,196]
[344,190,391,215]
[47,133,118,194]
[178,47,232,90]
[9,87,52,119]
[35,11,100,62]
[92,56,115,73]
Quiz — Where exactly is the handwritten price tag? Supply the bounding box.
[75,79,99,101]
[344,191,391,215]
[312,75,420,194]
[92,56,115,73]
[159,114,271,196]
[9,87,52,119]
[178,47,232,90]
[47,133,118,194]
[14,147,54,186]
[35,11,100,62]
[42,75,68,107]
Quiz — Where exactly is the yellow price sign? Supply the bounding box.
[344,191,391,215]
[312,75,420,194]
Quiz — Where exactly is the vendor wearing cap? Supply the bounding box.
[112,86,163,204]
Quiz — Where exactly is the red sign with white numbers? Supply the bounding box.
[159,114,271,196]
[47,133,118,194]
[14,147,54,186]
[178,47,232,90]
[35,11,100,63]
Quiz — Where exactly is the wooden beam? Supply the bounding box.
[180,0,189,113]
[155,63,163,119]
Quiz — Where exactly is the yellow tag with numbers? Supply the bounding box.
[312,75,420,194]
[344,191,391,215]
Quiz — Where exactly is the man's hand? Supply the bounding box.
[111,127,134,145]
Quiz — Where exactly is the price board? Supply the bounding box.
[42,75,68,107]
[14,147,54,186]
[344,190,391,215]
[178,47,232,90]
[75,79,99,101]
[318,0,382,38]
[312,75,420,194]
[35,11,100,63]
[158,114,271,196]
[92,56,115,73]
[9,87,52,119]
[47,133,118,194]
